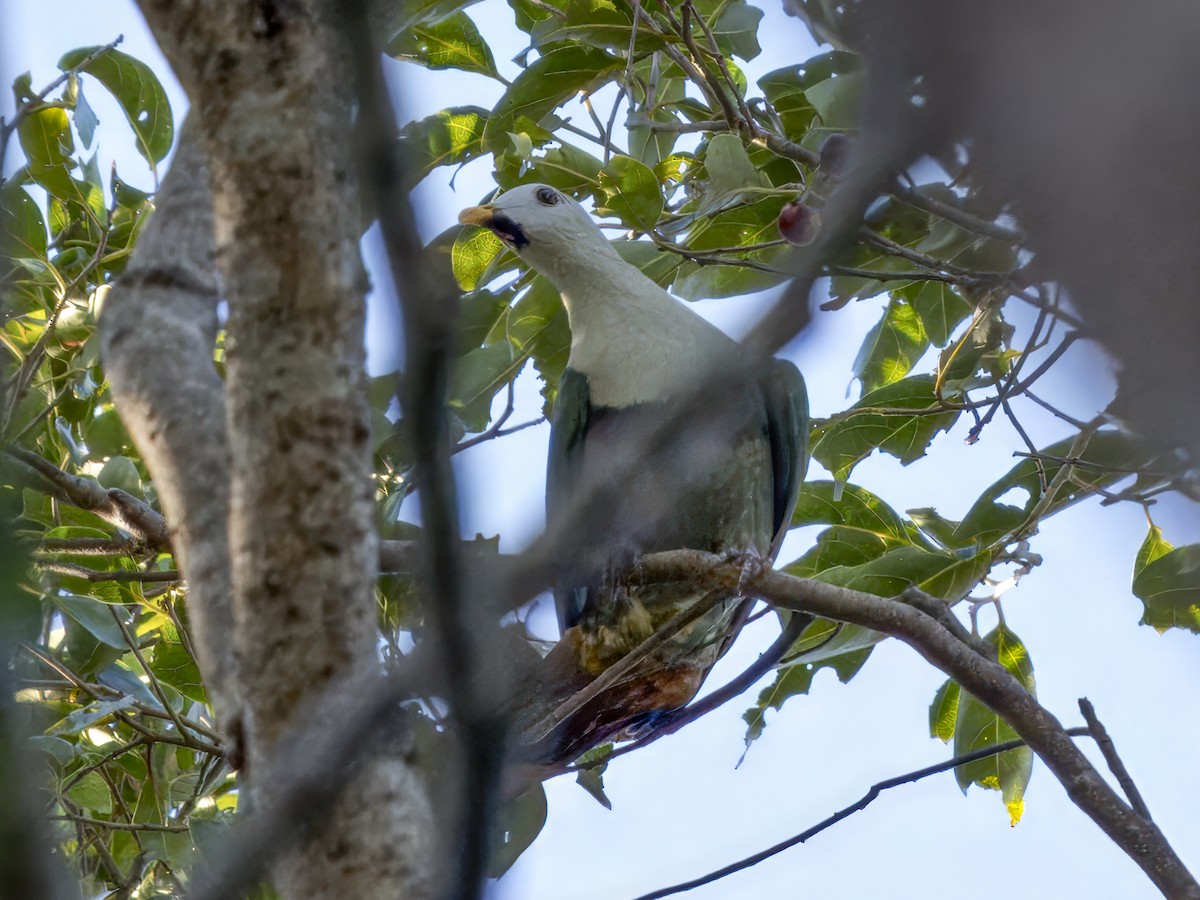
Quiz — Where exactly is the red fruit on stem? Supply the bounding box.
[778,201,820,246]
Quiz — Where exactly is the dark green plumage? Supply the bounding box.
[459,183,809,758]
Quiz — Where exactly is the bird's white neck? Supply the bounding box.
[549,250,739,407]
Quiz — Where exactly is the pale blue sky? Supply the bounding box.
[4,4,1198,898]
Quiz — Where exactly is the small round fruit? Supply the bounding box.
[778,201,821,246]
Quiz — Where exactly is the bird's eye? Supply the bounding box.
[535,187,561,206]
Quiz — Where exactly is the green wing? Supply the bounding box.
[546,366,591,629]
[758,358,809,560]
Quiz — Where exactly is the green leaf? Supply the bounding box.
[573,743,613,809]
[806,69,863,131]
[742,645,871,744]
[793,543,990,604]
[49,697,137,736]
[391,0,485,31]
[853,297,930,393]
[790,480,927,548]
[786,524,902,576]
[673,195,794,300]
[386,12,500,78]
[489,782,548,876]
[709,1,764,61]
[506,275,571,411]
[452,225,505,290]
[1,183,48,257]
[597,155,662,230]
[98,456,141,495]
[482,46,621,153]
[149,637,207,703]
[53,594,128,649]
[530,0,665,53]
[695,134,767,215]
[496,141,604,197]
[757,51,860,143]
[58,47,174,165]
[952,430,1164,550]
[904,281,972,347]
[72,81,99,148]
[950,626,1035,825]
[1132,526,1200,634]
[628,108,680,168]
[929,678,960,743]
[811,375,960,483]
[613,239,682,286]
[68,770,113,815]
[399,106,489,186]
[18,104,76,199]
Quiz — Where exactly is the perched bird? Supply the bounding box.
[459,184,808,763]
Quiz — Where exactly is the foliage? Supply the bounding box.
[1,2,1197,895]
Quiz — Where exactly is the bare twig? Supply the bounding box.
[36,561,180,583]
[1078,698,1154,823]
[632,726,1092,900]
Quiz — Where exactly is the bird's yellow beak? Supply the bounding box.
[458,205,496,227]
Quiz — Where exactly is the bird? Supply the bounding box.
[458,183,809,765]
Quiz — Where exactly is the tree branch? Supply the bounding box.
[626,549,1199,899]
[633,726,1093,900]
[1078,697,1154,823]
[101,118,238,728]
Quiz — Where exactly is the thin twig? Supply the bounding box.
[36,561,181,583]
[1078,698,1154,822]
[632,727,1092,900]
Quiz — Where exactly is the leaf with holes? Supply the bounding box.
[59,47,174,165]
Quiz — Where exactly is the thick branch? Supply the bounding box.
[134,2,435,897]
[635,549,1200,899]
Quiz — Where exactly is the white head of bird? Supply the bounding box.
[457,183,620,284]
[458,183,739,406]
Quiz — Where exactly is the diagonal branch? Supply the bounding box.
[624,549,1199,899]
[633,726,1093,900]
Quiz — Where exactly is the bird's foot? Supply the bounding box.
[721,547,769,593]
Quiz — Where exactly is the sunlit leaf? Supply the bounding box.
[59,47,174,165]
[386,11,500,79]
[482,46,621,153]
[1132,526,1200,634]
[399,106,489,186]
[811,375,960,483]
[853,297,930,393]
[950,626,1036,826]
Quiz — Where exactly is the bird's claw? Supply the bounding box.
[721,548,768,593]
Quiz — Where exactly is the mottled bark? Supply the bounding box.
[130,2,435,897]
[101,120,239,729]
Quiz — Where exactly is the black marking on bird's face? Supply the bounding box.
[489,211,529,249]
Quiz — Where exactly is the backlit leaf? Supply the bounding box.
[811,375,960,483]
[1132,526,1200,634]
[59,47,174,165]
